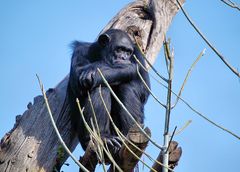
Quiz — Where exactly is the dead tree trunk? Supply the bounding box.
[0,0,185,171]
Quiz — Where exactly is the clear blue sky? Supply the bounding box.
[0,1,239,172]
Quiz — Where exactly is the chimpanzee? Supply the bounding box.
[68,29,150,155]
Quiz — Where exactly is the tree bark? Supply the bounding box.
[108,125,151,172]
[0,0,185,171]
[151,141,182,172]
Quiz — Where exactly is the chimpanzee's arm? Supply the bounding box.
[92,62,137,87]
[69,45,137,95]
[74,60,137,91]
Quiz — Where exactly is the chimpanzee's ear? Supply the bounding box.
[98,33,111,47]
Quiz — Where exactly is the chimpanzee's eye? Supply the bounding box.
[116,47,122,53]
[127,49,133,56]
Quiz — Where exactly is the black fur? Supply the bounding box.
[68,29,150,151]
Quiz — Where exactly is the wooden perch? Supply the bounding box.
[79,140,98,172]
[80,125,151,172]
[151,141,182,172]
[0,0,185,171]
[109,125,151,172]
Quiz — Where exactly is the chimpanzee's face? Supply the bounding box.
[111,36,133,64]
[98,30,134,65]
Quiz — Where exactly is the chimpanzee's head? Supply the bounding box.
[97,29,134,65]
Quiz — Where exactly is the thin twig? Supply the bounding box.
[97,68,164,150]
[89,119,101,159]
[163,37,170,73]
[164,38,174,136]
[172,49,206,108]
[87,92,101,137]
[36,75,89,172]
[165,126,177,153]
[157,73,240,139]
[176,0,240,78]
[174,120,192,136]
[134,62,166,108]
[88,92,107,169]
[135,56,240,140]
[76,99,124,172]
[79,106,123,172]
[163,38,173,75]
[183,98,240,139]
[162,39,174,172]
[132,54,168,94]
[89,119,107,172]
[88,93,108,171]
[221,0,240,11]
[134,37,169,83]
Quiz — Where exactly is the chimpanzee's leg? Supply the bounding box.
[76,86,112,149]
[112,82,144,136]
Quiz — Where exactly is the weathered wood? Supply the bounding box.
[108,125,151,172]
[100,0,185,66]
[79,140,98,172]
[0,79,78,172]
[0,0,185,171]
[80,125,151,172]
[151,141,182,172]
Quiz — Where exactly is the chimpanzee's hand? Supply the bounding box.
[102,135,122,154]
[78,67,96,89]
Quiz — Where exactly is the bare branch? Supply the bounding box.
[174,120,192,136]
[176,0,240,78]
[87,92,108,169]
[221,0,240,11]
[166,126,177,153]
[162,39,174,172]
[76,99,124,172]
[134,38,168,83]
[87,92,101,137]
[135,64,166,108]
[135,57,240,140]
[163,75,240,139]
[179,96,240,140]
[172,49,206,108]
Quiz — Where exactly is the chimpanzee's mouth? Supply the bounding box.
[112,59,131,64]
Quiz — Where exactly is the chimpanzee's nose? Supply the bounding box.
[121,54,127,60]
